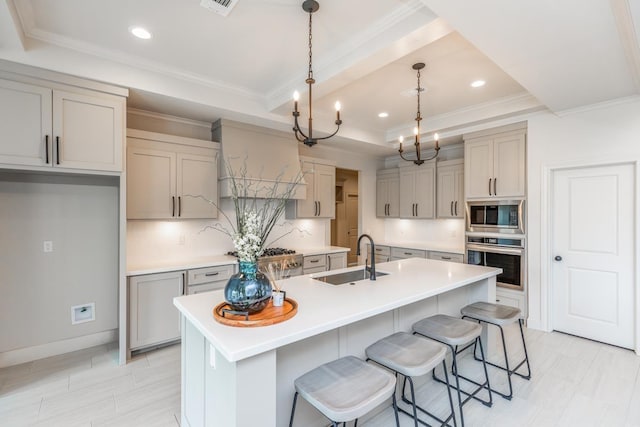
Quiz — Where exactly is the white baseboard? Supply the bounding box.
[0,329,118,368]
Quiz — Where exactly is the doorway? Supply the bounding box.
[550,163,636,349]
[331,168,359,266]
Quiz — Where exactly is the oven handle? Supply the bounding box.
[465,243,524,255]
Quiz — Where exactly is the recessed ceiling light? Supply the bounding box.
[471,80,486,88]
[130,26,152,40]
[378,112,389,118]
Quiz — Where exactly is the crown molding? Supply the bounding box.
[127,108,213,130]
[610,0,640,91]
[554,94,640,117]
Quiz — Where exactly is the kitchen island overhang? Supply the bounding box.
[174,258,501,427]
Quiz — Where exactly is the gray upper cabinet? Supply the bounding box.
[437,159,464,218]
[0,78,125,173]
[286,158,335,219]
[399,163,436,219]
[127,130,219,220]
[464,128,526,199]
[376,169,399,218]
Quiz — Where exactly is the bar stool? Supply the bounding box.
[460,301,531,400]
[365,332,457,427]
[289,355,400,427]
[412,314,492,427]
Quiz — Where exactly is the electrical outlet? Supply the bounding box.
[43,241,53,252]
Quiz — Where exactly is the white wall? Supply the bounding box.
[526,98,640,330]
[0,173,119,354]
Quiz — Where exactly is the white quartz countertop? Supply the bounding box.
[127,255,237,276]
[375,241,465,255]
[174,258,500,362]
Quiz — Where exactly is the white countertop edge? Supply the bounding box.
[174,263,499,362]
[127,255,237,276]
[300,246,350,256]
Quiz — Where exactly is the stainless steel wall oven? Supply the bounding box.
[466,235,525,290]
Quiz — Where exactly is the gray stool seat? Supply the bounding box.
[292,355,397,423]
[366,332,447,377]
[413,314,482,346]
[460,302,520,326]
[366,332,456,427]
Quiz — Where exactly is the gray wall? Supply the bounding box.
[0,172,119,353]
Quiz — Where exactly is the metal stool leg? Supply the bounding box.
[289,392,299,427]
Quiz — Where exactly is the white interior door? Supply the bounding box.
[551,163,635,348]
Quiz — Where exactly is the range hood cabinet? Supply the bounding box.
[212,119,307,200]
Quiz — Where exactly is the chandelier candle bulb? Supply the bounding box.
[434,132,439,150]
[293,91,300,113]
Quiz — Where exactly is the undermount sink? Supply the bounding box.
[315,269,389,285]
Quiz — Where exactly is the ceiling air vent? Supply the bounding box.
[200,0,239,17]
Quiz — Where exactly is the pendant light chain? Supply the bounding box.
[308,11,313,81]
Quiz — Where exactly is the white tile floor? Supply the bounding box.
[1,325,639,427]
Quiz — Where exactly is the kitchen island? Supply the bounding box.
[173,257,500,427]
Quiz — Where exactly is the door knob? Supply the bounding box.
[554,255,563,261]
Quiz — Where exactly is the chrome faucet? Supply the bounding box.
[356,234,376,280]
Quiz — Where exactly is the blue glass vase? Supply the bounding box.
[224,261,272,314]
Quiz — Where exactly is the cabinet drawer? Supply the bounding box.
[304,266,327,275]
[391,247,427,259]
[428,251,463,263]
[188,264,235,285]
[303,255,326,269]
[369,245,390,256]
[495,289,526,317]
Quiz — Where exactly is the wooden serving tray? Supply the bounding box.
[213,298,298,327]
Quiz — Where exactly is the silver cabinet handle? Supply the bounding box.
[205,272,220,277]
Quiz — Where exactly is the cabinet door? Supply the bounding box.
[296,161,317,217]
[177,153,218,219]
[315,163,335,218]
[327,253,347,270]
[414,165,435,219]
[493,132,526,197]
[53,90,123,172]
[399,169,416,218]
[129,271,184,350]
[437,167,456,218]
[465,138,493,199]
[387,175,400,217]
[127,147,176,219]
[0,79,52,167]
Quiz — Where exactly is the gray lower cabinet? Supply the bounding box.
[187,264,235,294]
[129,271,185,350]
[428,251,464,263]
[303,254,327,274]
[391,247,427,261]
[327,252,347,271]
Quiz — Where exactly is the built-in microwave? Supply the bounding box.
[466,200,525,234]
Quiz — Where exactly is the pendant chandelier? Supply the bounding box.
[292,0,342,147]
[398,62,439,165]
